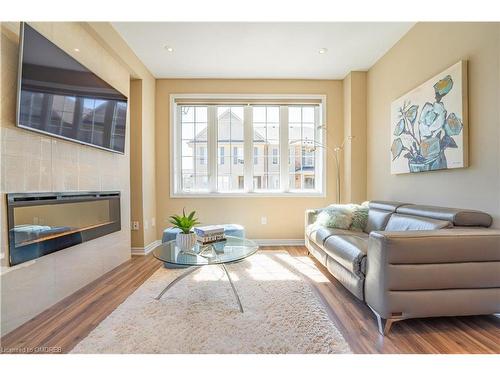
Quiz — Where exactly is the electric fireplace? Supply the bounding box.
[7,191,121,266]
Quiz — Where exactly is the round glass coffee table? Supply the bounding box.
[152,236,259,312]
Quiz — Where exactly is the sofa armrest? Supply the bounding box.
[305,208,322,227]
[365,228,500,317]
[368,228,500,264]
[367,229,500,264]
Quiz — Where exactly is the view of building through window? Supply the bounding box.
[217,106,244,191]
[180,106,208,191]
[176,102,321,194]
[289,106,316,190]
[253,106,280,190]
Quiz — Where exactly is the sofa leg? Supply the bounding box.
[376,315,396,336]
[369,306,401,336]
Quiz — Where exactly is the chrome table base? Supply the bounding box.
[155,264,244,313]
[221,263,244,312]
[154,266,199,301]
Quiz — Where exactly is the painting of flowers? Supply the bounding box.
[390,61,468,174]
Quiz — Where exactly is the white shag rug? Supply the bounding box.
[71,251,351,354]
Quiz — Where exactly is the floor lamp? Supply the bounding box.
[291,135,354,203]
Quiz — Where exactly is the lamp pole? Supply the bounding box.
[291,135,354,204]
[333,146,341,203]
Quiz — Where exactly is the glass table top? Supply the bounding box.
[152,236,259,266]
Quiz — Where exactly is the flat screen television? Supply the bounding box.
[16,23,128,154]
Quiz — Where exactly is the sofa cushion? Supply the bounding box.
[365,209,393,233]
[325,257,365,300]
[396,204,493,228]
[364,201,408,233]
[369,201,409,211]
[384,213,452,231]
[307,241,328,266]
[323,233,368,277]
[309,227,358,247]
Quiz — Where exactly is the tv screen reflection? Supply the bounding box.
[17,23,127,153]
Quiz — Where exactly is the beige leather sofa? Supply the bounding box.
[305,201,500,334]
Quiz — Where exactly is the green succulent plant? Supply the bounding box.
[169,209,200,234]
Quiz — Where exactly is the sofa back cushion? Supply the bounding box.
[396,204,493,228]
[365,209,393,233]
[364,201,408,233]
[385,213,452,231]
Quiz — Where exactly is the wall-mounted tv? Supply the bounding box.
[16,23,128,154]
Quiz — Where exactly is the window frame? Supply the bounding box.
[170,94,327,198]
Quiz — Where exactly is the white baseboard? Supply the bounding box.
[252,239,305,246]
[131,240,162,256]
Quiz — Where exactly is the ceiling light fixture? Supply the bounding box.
[164,45,174,52]
[318,48,328,54]
[74,48,80,52]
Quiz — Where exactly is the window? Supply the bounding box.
[219,146,225,165]
[217,106,244,191]
[179,106,208,192]
[302,148,314,167]
[200,146,206,165]
[288,106,317,190]
[272,148,279,165]
[253,176,262,190]
[304,176,315,189]
[233,146,243,165]
[172,95,324,196]
[253,106,280,191]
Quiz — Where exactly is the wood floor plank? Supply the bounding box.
[1,247,499,354]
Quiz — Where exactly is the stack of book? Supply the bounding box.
[194,225,226,245]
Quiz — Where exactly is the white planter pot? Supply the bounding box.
[176,232,197,251]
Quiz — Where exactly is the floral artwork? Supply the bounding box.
[390,61,468,174]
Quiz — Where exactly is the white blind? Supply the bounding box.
[173,98,322,105]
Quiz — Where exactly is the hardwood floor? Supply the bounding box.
[1,246,499,354]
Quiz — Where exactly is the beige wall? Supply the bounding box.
[127,76,157,248]
[0,22,132,335]
[367,22,500,228]
[343,71,367,204]
[85,23,157,249]
[156,79,343,240]
[130,80,144,246]
[140,76,157,246]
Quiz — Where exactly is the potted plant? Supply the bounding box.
[169,209,200,251]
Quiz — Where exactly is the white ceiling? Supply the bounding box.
[112,22,414,79]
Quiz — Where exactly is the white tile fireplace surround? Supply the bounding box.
[0,22,131,336]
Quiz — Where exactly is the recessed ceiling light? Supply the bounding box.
[164,45,174,52]
[318,48,328,54]
[74,48,80,52]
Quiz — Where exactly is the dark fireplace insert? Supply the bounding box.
[7,191,121,266]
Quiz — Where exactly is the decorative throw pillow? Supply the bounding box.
[315,205,353,229]
[314,202,369,231]
[349,203,369,232]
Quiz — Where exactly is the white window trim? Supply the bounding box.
[170,94,327,198]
